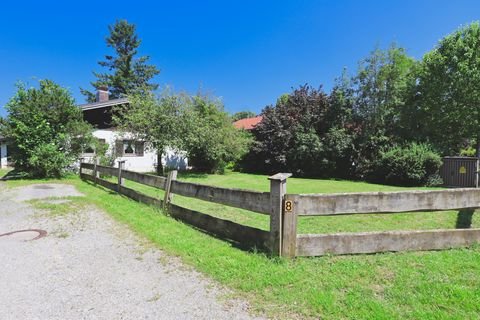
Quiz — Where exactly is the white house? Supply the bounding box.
[0,136,10,169]
[79,88,188,172]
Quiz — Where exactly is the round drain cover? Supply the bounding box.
[0,229,47,241]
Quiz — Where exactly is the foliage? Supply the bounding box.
[241,85,355,177]
[232,110,256,121]
[350,45,417,177]
[114,90,189,173]
[371,142,442,186]
[460,146,476,157]
[184,95,252,173]
[412,22,480,155]
[115,91,251,174]
[241,46,420,181]
[81,19,160,102]
[2,80,92,177]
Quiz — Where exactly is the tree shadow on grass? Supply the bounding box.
[177,172,209,180]
[82,179,118,195]
[0,169,29,181]
[456,208,474,229]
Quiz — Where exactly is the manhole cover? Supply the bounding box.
[0,229,47,241]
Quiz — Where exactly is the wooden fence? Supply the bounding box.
[80,162,480,258]
[79,161,280,253]
[284,189,480,257]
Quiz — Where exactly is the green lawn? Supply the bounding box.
[3,171,480,319]
[0,168,11,178]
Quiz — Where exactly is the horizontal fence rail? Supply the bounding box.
[79,162,272,252]
[81,163,95,170]
[296,229,480,256]
[122,169,167,190]
[288,188,480,216]
[170,180,270,214]
[169,203,269,250]
[96,165,118,177]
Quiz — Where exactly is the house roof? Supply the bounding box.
[78,98,129,111]
[233,116,263,130]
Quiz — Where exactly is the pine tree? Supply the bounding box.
[81,20,160,102]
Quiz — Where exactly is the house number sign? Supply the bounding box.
[284,200,293,212]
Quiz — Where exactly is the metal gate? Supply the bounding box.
[440,157,479,188]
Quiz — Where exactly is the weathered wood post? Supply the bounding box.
[79,157,85,176]
[268,173,292,257]
[117,160,126,192]
[94,157,100,184]
[163,170,178,210]
[282,193,298,258]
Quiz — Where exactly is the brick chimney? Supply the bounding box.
[96,86,109,102]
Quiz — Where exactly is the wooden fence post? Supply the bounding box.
[94,157,100,184]
[117,160,126,192]
[268,173,292,257]
[79,157,85,176]
[163,170,178,209]
[282,194,297,258]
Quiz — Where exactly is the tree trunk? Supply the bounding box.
[157,151,164,176]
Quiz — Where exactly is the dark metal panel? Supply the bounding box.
[440,157,478,188]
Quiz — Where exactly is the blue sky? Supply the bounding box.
[1,1,479,117]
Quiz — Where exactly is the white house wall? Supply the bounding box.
[0,142,7,168]
[83,129,188,172]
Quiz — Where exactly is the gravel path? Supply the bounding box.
[0,182,264,320]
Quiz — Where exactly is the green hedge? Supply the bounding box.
[371,143,442,186]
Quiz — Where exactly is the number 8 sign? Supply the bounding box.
[284,200,293,212]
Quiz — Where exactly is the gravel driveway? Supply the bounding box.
[0,183,264,320]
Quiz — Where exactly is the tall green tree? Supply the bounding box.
[414,22,480,156]
[353,44,416,138]
[116,91,250,174]
[114,90,188,174]
[350,44,416,177]
[245,85,346,177]
[81,20,160,102]
[2,80,92,177]
[185,95,251,173]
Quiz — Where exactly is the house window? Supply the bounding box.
[119,140,144,157]
[123,140,135,155]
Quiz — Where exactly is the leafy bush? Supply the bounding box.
[460,146,476,157]
[371,142,442,186]
[2,80,92,178]
[185,95,252,173]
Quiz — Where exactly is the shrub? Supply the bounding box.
[2,80,92,178]
[460,146,476,157]
[371,142,442,186]
[185,95,252,173]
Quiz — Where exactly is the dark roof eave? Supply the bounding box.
[79,98,129,111]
